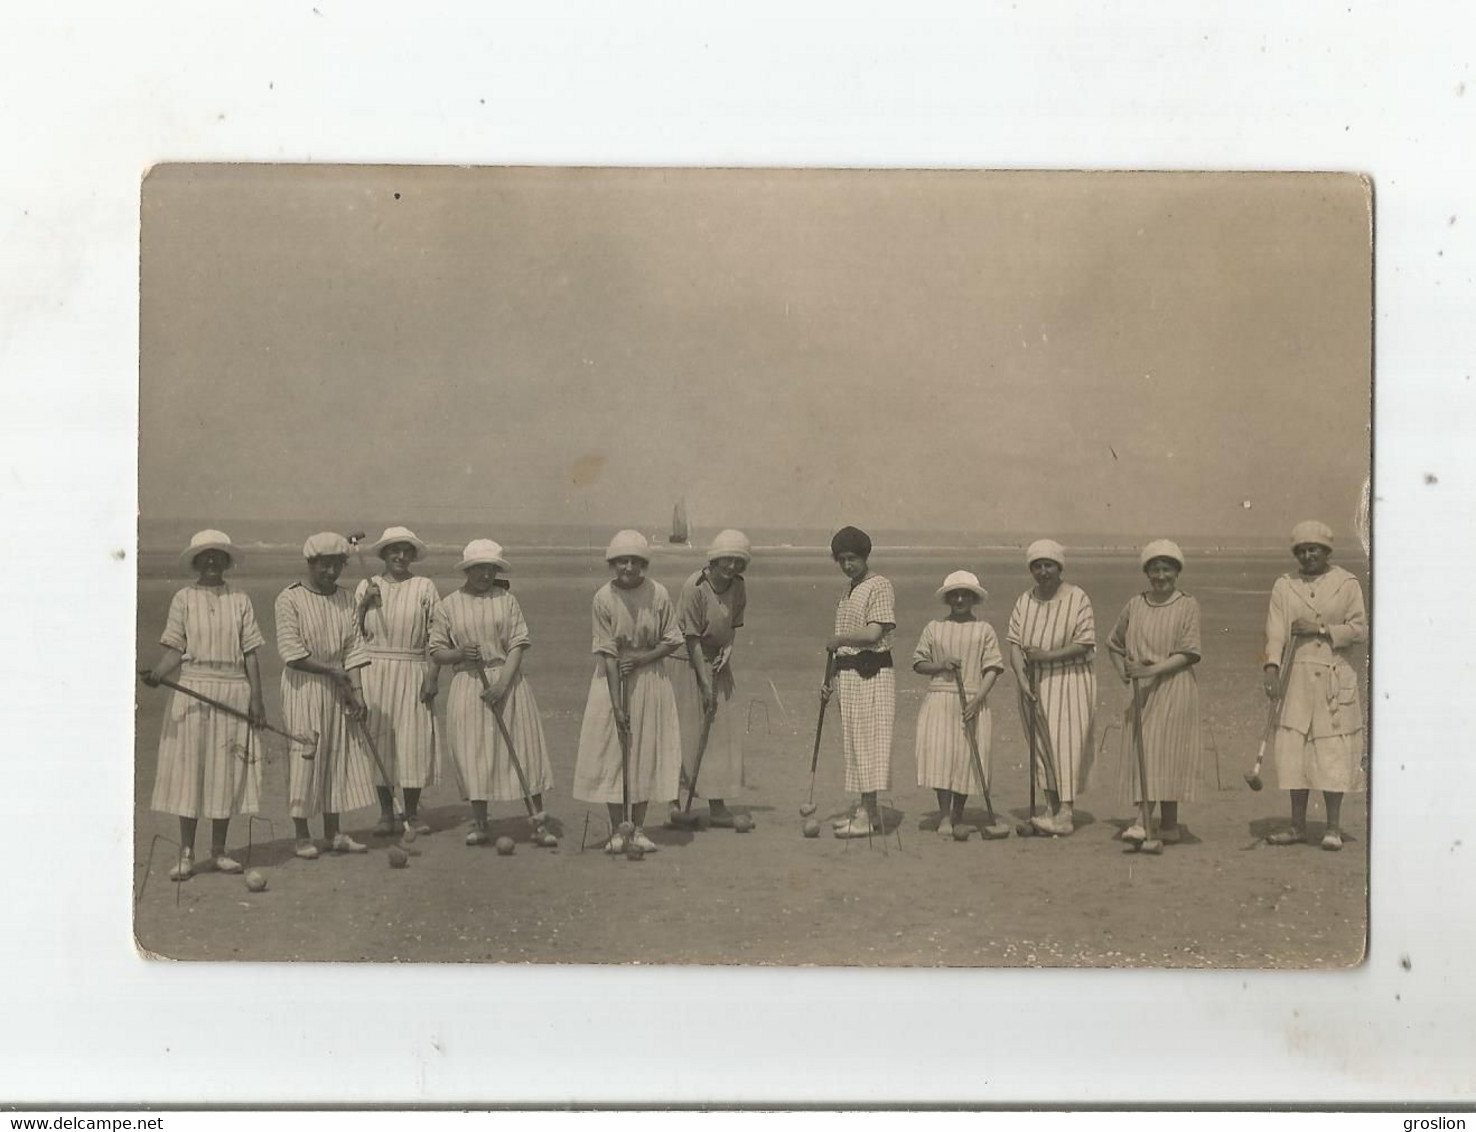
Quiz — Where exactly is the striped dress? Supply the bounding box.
[671,568,747,799]
[275,583,376,818]
[429,589,553,803]
[573,579,684,806]
[911,618,1005,794]
[1007,583,1097,801]
[353,574,440,789]
[1263,566,1368,793]
[1107,591,1202,804]
[150,584,264,819]
[834,574,896,794]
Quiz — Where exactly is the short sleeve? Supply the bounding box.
[911,621,937,668]
[239,594,265,655]
[1174,597,1203,660]
[275,589,308,664]
[505,595,532,651]
[979,624,1005,673]
[1005,595,1026,647]
[428,600,453,653]
[1071,588,1097,649]
[591,588,618,657]
[160,590,188,652]
[731,578,747,630]
[656,584,685,649]
[343,600,371,670]
[677,577,708,640]
[864,577,896,627]
[1107,601,1132,657]
[353,578,370,604]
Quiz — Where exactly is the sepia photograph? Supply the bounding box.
[135,164,1372,968]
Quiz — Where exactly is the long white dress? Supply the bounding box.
[353,574,440,789]
[911,618,1005,794]
[670,568,747,800]
[150,584,264,819]
[572,579,684,806]
[429,589,554,802]
[1006,583,1097,801]
[275,583,376,818]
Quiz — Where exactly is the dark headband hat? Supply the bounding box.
[830,525,872,559]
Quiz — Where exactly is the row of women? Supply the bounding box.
[143,518,1368,878]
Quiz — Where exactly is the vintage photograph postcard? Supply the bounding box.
[135,165,1371,966]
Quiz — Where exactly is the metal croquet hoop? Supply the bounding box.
[134,834,187,909]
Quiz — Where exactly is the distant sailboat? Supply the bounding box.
[669,498,690,545]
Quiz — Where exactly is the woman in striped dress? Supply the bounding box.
[143,530,266,880]
[429,539,558,848]
[1007,539,1097,836]
[354,526,440,837]
[276,532,376,859]
[573,530,684,855]
[669,529,751,828]
[1107,540,1202,846]
[911,571,1005,839]
[821,525,897,839]
[1260,521,1368,851]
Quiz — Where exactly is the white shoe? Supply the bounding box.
[630,828,658,852]
[213,854,244,874]
[169,849,194,881]
[331,833,368,854]
[605,832,627,854]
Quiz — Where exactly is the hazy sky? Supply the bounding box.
[141,166,1371,540]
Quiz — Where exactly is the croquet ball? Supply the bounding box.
[494,836,516,856]
[798,802,817,817]
[244,870,268,892]
[387,846,409,869]
[733,814,755,833]
[617,821,636,837]
[624,843,645,861]
[802,819,821,838]
[953,825,974,842]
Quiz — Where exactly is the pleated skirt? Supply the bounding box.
[1116,671,1201,804]
[360,654,438,789]
[671,660,743,799]
[914,689,992,794]
[150,676,260,819]
[282,669,377,818]
[444,671,553,802]
[837,668,894,794]
[573,663,682,806]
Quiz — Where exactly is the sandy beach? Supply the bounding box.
[134,543,1368,967]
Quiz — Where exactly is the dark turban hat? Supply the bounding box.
[830,525,872,559]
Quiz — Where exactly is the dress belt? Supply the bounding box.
[178,662,247,682]
[369,647,429,661]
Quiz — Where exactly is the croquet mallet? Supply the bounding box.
[673,681,717,826]
[951,664,1010,839]
[141,671,317,755]
[799,650,837,817]
[468,660,554,842]
[1125,677,1164,854]
[347,531,381,642]
[352,711,418,844]
[614,660,635,841]
[1245,638,1295,791]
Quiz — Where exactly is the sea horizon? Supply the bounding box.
[138,516,1306,556]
